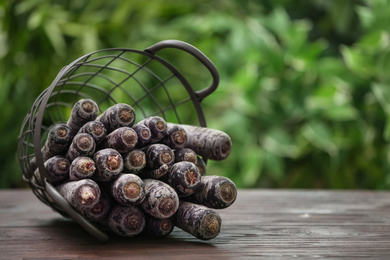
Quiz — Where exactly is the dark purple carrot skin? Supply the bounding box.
[96,103,136,133]
[175,201,222,240]
[77,121,107,144]
[184,175,237,209]
[111,173,145,206]
[142,144,175,169]
[138,164,169,179]
[140,179,179,219]
[84,191,112,222]
[42,123,74,161]
[34,155,70,183]
[55,179,101,213]
[132,124,151,147]
[164,161,201,197]
[93,148,124,182]
[123,149,146,173]
[177,124,232,161]
[69,156,96,181]
[143,215,174,237]
[67,99,99,134]
[99,127,138,153]
[174,148,197,164]
[107,204,145,237]
[195,156,207,176]
[65,133,96,161]
[162,123,187,149]
[137,116,167,143]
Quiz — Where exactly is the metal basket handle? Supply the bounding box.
[145,40,220,102]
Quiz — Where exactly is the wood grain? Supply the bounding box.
[1,189,390,259]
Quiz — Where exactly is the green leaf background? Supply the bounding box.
[1,0,390,189]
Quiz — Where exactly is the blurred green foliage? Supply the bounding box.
[1,0,390,189]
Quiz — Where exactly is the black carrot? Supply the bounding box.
[123,149,146,173]
[77,121,107,144]
[174,148,197,164]
[69,156,96,181]
[132,123,151,147]
[144,215,174,237]
[34,155,70,183]
[93,148,123,182]
[55,179,101,213]
[161,123,187,149]
[84,191,112,222]
[111,173,145,206]
[175,201,222,240]
[142,144,175,169]
[100,126,137,153]
[67,99,99,134]
[96,103,136,132]
[107,204,145,237]
[137,116,167,143]
[164,161,201,197]
[185,175,237,209]
[140,179,179,219]
[176,124,232,161]
[65,133,96,161]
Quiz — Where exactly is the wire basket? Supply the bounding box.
[18,40,219,242]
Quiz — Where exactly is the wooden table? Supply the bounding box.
[1,189,390,259]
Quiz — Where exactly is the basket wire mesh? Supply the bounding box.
[18,40,219,242]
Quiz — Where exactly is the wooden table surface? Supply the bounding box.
[1,189,390,259]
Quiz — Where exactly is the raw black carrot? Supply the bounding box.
[77,121,107,144]
[55,179,101,213]
[65,133,96,161]
[42,123,74,161]
[140,179,179,219]
[177,124,232,161]
[175,201,222,240]
[107,204,145,237]
[84,191,112,222]
[93,148,123,182]
[100,126,138,153]
[138,164,169,179]
[34,155,70,183]
[144,215,174,237]
[69,156,96,181]
[142,144,175,169]
[132,123,151,146]
[137,116,167,143]
[67,99,99,134]
[161,123,187,149]
[111,173,145,206]
[195,156,207,176]
[174,148,197,164]
[164,161,201,197]
[185,175,237,209]
[96,103,136,132]
[123,149,146,173]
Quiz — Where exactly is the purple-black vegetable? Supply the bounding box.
[107,204,145,237]
[93,148,123,182]
[96,103,136,132]
[140,179,179,219]
[175,201,221,240]
[69,156,96,181]
[55,179,101,213]
[111,173,145,206]
[132,123,151,147]
[164,161,201,197]
[174,148,197,164]
[77,121,107,144]
[185,175,237,209]
[67,99,99,134]
[137,116,167,143]
[65,133,96,161]
[100,126,137,153]
[123,149,146,173]
[161,123,187,149]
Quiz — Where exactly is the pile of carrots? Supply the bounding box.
[31,98,237,240]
